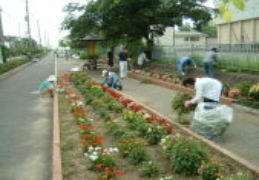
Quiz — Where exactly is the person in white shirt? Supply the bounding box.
[182,77,233,142]
[183,77,223,107]
[137,51,149,69]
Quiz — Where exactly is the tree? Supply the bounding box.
[200,23,217,37]
[218,0,246,22]
[179,23,193,32]
[63,0,212,58]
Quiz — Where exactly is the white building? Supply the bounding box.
[154,27,208,47]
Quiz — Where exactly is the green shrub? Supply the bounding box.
[119,138,149,165]
[170,138,208,175]
[144,122,167,145]
[236,82,252,96]
[198,160,222,180]
[249,83,259,100]
[171,93,196,123]
[0,57,29,75]
[139,161,159,178]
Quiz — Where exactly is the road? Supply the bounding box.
[0,54,54,180]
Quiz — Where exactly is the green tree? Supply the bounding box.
[63,0,212,58]
[200,23,217,37]
[179,23,193,32]
[218,0,246,21]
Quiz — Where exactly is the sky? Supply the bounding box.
[1,0,214,48]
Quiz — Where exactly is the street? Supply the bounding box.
[0,54,54,180]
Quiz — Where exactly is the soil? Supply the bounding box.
[147,63,259,85]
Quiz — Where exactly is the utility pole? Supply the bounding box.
[25,0,31,39]
[37,20,42,46]
[0,7,6,63]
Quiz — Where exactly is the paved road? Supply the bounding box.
[90,71,259,168]
[0,54,55,180]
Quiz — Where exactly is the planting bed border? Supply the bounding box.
[52,92,63,180]
[100,84,259,177]
[129,72,234,105]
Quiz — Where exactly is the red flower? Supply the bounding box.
[97,164,103,168]
[104,167,110,173]
[82,134,91,138]
[80,125,91,130]
[115,171,123,176]
[81,140,87,144]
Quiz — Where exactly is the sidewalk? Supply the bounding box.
[89,71,259,167]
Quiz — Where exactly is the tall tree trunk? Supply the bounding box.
[145,34,154,60]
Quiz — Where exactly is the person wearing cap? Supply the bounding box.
[176,56,197,76]
[203,48,218,78]
[101,69,122,90]
[39,75,56,97]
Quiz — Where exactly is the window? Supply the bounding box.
[184,37,189,41]
[190,37,199,41]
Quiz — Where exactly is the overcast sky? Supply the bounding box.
[1,0,214,47]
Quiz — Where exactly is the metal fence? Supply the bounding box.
[152,43,259,72]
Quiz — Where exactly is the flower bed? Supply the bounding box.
[58,72,257,180]
[132,70,259,110]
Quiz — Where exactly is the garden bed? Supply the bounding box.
[59,72,258,180]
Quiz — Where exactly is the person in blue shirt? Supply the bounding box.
[176,56,197,75]
[101,70,122,90]
[39,75,56,97]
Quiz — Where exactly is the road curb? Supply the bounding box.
[0,61,34,81]
[116,90,259,177]
[129,72,234,105]
[52,92,63,180]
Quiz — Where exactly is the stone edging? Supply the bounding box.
[52,92,63,180]
[129,72,234,105]
[0,61,34,80]
[117,91,259,177]
[232,103,259,116]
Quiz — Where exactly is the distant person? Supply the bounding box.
[107,49,114,67]
[176,56,196,75]
[203,48,218,78]
[101,69,122,90]
[39,75,56,98]
[137,51,149,69]
[183,77,233,142]
[119,48,128,78]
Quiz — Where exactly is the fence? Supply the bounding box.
[152,44,259,72]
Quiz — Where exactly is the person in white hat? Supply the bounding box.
[39,75,56,97]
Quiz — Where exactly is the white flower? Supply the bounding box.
[112,147,119,153]
[84,153,89,157]
[89,155,98,161]
[88,146,94,152]
[147,128,152,133]
[95,147,101,151]
[89,118,94,122]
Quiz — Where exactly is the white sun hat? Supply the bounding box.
[102,69,108,77]
[47,75,56,82]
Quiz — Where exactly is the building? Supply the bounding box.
[154,27,208,47]
[215,0,259,44]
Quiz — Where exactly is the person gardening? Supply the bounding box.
[183,77,233,142]
[203,48,218,78]
[39,75,56,97]
[176,56,197,76]
[101,69,122,90]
